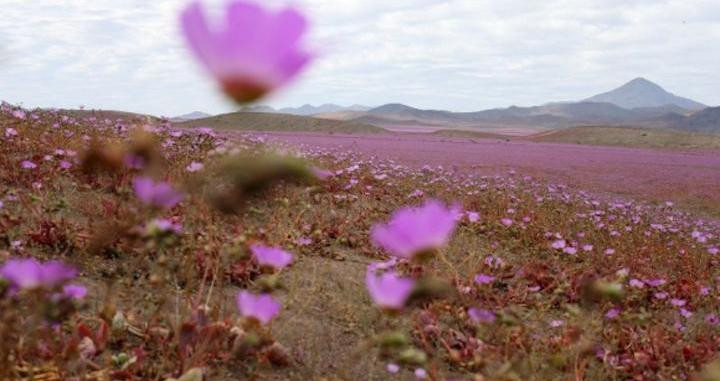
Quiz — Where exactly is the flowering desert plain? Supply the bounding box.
[3,1,720,381]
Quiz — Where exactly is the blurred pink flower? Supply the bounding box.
[654,291,668,300]
[468,307,496,323]
[386,363,400,373]
[365,264,415,310]
[474,274,495,285]
[236,291,281,324]
[133,177,184,209]
[670,298,686,307]
[605,308,620,319]
[181,0,312,103]
[296,237,312,246]
[62,284,88,300]
[500,218,513,227]
[311,167,334,180]
[551,240,567,250]
[250,244,294,270]
[146,218,183,235]
[21,160,37,169]
[706,313,720,326]
[123,154,146,170]
[371,199,458,259]
[186,161,204,172]
[645,278,666,287]
[0,258,76,291]
[466,211,480,222]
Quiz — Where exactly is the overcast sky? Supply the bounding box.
[1,0,719,116]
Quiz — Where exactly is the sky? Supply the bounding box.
[0,0,719,117]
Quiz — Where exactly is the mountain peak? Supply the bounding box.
[583,78,706,110]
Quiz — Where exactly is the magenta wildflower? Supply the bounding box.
[5,128,17,137]
[629,279,645,288]
[563,247,577,255]
[133,177,184,209]
[670,298,686,307]
[123,154,146,170]
[296,237,312,246]
[62,284,88,300]
[21,160,37,169]
[59,160,72,170]
[386,363,400,374]
[680,308,693,318]
[706,313,720,326]
[0,258,76,290]
[550,319,565,328]
[180,0,312,103]
[236,291,281,324]
[468,307,496,323]
[551,239,567,250]
[466,211,480,222]
[605,308,620,319]
[12,110,26,119]
[414,368,428,379]
[146,218,183,235]
[250,244,294,270]
[365,264,415,310]
[500,218,513,227]
[474,274,495,285]
[654,291,668,300]
[186,161,204,172]
[371,199,458,259]
[645,278,666,287]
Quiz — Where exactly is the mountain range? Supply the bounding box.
[315,78,717,133]
[173,78,719,133]
[583,77,706,110]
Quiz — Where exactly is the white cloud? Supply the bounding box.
[0,0,718,116]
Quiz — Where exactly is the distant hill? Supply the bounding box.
[278,104,371,116]
[360,101,693,129]
[344,78,716,132]
[171,111,212,122]
[531,125,720,149]
[671,107,720,133]
[174,111,387,134]
[583,78,706,110]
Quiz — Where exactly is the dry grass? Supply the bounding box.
[176,111,388,134]
[531,126,720,150]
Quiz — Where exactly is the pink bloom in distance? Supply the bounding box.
[133,177,184,209]
[365,264,415,310]
[371,199,458,259]
[250,244,294,270]
[236,291,281,324]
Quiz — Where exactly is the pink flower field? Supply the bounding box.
[254,131,720,218]
[2,1,720,380]
[2,102,720,380]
